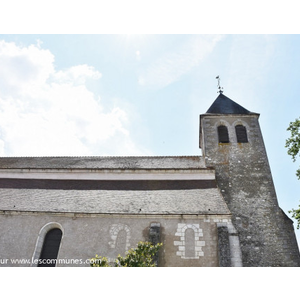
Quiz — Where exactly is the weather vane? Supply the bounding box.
[216,76,223,94]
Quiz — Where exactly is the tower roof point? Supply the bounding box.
[206,93,254,115]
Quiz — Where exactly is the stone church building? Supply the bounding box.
[0,93,299,267]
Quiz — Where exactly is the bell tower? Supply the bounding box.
[200,92,300,266]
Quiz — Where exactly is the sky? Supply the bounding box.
[0,34,300,247]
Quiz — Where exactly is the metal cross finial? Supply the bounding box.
[216,76,223,94]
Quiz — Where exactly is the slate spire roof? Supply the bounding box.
[206,93,253,114]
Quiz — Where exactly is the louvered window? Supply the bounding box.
[235,125,248,143]
[38,228,62,267]
[218,125,229,143]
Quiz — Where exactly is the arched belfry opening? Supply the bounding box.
[235,125,248,143]
[218,125,229,143]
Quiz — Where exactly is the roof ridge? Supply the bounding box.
[0,155,202,159]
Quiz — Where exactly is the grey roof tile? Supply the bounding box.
[206,93,254,114]
[0,188,230,215]
[0,156,205,170]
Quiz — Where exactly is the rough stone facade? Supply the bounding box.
[0,212,239,267]
[0,93,299,267]
[200,94,300,266]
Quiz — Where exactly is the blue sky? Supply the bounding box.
[0,34,300,246]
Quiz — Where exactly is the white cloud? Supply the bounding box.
[138,35,223,89]
[53,64,102,85]
[0,40,145,157]
[0,40,55,96]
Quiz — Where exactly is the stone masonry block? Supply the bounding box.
[177,224,186,228]
[174,241,183,246]
[196,241,205,246]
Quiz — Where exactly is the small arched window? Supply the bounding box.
[185,228,196,258]
[38,228,62,267]
[115,229,127,256]
[235,125,248,143]
[218,125,229,143]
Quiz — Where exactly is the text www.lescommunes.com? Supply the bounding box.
[0,258,93,265]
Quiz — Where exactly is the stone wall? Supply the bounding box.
[0,212,236,267]
[200,114,300,266]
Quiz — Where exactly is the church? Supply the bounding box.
[0,92,299,267]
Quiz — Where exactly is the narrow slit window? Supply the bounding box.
[235,125,248,143]
[218,125,229,143]
[38,228,62,267]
